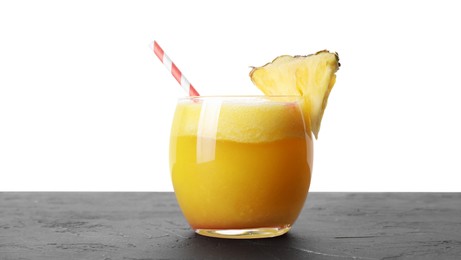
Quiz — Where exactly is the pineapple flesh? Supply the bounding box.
[250,51,339,139]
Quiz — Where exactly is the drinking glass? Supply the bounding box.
[170,96,313,239]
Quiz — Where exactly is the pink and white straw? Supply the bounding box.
[152,41,200,96]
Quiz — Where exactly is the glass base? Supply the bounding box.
[195,225,291,239]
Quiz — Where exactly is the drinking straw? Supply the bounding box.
[152,41,200,96]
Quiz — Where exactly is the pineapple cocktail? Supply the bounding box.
[170,51,339,239]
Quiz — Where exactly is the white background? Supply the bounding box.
[1,0,460,191]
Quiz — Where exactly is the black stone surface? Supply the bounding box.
[1,192,460,259]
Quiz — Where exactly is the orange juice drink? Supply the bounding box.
[170,96,313,239]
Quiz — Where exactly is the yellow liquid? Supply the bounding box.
[170,98,313,233]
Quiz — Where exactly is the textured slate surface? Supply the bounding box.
[0,192,460,259]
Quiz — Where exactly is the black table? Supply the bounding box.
[1,192,460,259]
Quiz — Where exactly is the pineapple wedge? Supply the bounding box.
[250,51,339,139]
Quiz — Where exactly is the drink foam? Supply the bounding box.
[172,98,308,143]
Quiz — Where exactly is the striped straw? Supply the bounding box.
[152,41,200,96]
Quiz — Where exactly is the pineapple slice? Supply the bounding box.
[250,51,339,139]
